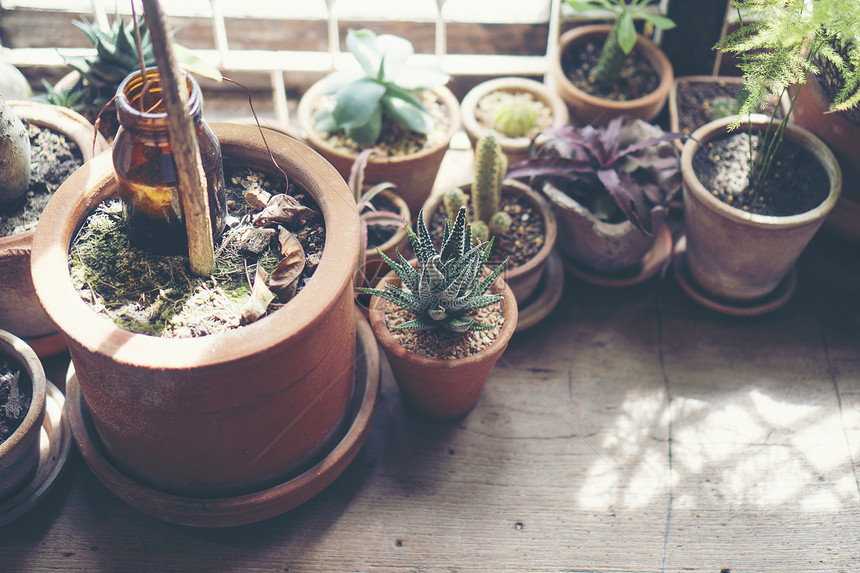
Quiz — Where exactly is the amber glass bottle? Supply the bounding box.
[112,68,226,255]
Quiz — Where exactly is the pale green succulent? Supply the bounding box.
[357,207,508,333]
[492,94,541,138]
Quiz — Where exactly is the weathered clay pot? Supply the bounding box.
[297,80,461,214]
[360,188,411,288]
[543,179,668,272]
[31,124,361,497]
[369,271,517,419]
[681,115,842,301]
[0,101,108,350]
[460,77,569,165]
[421,179,557,303]
[550,24,673,126]
[0,329,46,502]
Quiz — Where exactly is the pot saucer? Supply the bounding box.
[561,223,672,287]
[65,313,381,528]
[0,381,72,527]
[672,235,797,316]
[515,250,564,332]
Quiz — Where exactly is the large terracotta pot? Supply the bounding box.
[31,124,360,497]
[369,271,517,419]
[550,24,673,126]
[681,115,842,301]
[421,179,557,303]
[0,102,108,352]
[297,80,461,215]
[543,179,668,272]
[460,77,569,165]
[0,329,46,502]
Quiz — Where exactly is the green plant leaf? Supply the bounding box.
[332,78,386,127]
[346,106,382,144]
[314,107,337,132]
[566,0,604,12]
[616,10,637,54]
[383,92,434,134]
[347,29,382,78]
[175,43,223,82]
[319,70,365,94]
[376,33,414,81]
[393,67,450,90]
[636,11,676,31]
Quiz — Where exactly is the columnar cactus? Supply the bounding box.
[470,134,512,241]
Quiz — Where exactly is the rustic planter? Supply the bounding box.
[460,77,569,165]
[360,188,411,288]
[680,115,842,302]
[549,24,673,126]
[296,80,461,215]
[0,101,108,353]
[0,329,46,504]
[31,123,361,497]
[369,271,517,419]
[421,179,557,304]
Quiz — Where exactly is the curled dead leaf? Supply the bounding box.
[239,265,276,325]
[269,228,306,300]
[252,193,316,228]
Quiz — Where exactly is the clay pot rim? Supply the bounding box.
[422,180,557,282]
[296,81,462,167]
[460,77,570,152]
[668,75,747,137]
[681,113,843,228]
[368,268,518,370]
[0,330,46,458]
[366,187,411,255]
[551,24,674,112]
[31,124,359,368]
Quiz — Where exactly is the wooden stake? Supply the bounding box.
[141,0,215,276]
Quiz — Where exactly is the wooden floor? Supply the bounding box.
[1,145,859,572]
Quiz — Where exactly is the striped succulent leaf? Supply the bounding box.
[357,206,508,333]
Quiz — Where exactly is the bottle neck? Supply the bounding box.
[115,67,203,133]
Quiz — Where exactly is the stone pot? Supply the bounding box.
[460,77,569,165]
[0,101,108,352]
[0,329,46,503]
[543,179,668,272]
[360,188,411,288]
[681,115,842,301]
[31,123,361,497]
[421,179,557,304]
[296,80,461,215]
[368,271,517,420]
[549,24,673,126]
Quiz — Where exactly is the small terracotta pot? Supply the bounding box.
[360,188,411,288]
[369,271,517,419]
[0,329,46,502]
[296,80,461,215]
[0,102,108,345]
[460,77,569,165]
[421,180,557,303]
[542,180,668,272]
[550,24,673,126]
[681,115,842,301]
[31,124,361,497]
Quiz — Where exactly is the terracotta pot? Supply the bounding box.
[421,179,557,303]
[31,124,361,497]
[543,179,668,272]
[681,115,842,301]
[360,188,411,288]
[550,24,673,126]
[460,77,569,165]
[0,329,46,502]
[0,102,108,348]
[296,80,461,214]
[790,73,860,243]
[369,271,517,419]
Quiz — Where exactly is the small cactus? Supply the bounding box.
[471,134,511,237]
[492,93,541,138]
[443,187,468,223]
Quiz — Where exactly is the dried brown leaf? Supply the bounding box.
[269,228,306,300]
[252,194,316,228]
[239,265,276,325]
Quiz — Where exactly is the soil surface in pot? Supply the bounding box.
[0,123,84,237]
[675,80,783,136]
[474,90,554,140]
[692,132,829,216]
[382,300,505,360]
[0,355,31,445]
[562,39,658,101]
[70,165,325,338]
[365,193,401,249]
[314,90,451,158]
[427,192,546,270]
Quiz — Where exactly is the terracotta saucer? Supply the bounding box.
[672,235,797,316]
[515,250,564,332]
[24,332,67,358]
[66,312,381,528]
[561,223,673,287]
[0,381,72,527]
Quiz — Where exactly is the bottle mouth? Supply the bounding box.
[115,67,201,128]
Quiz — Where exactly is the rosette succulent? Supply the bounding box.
[357,207,508,333]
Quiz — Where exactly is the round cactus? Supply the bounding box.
[443,187,468,223]
[488,211,512,236]
[470,220,489,244]
[492,93,541,138]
